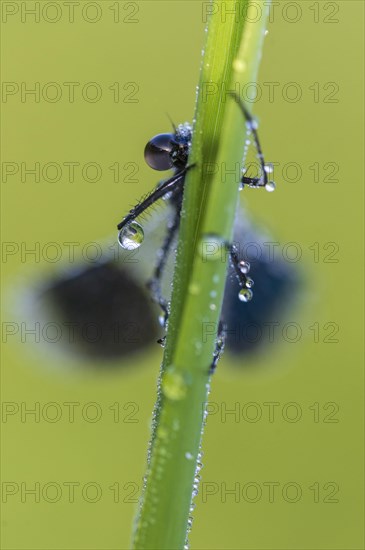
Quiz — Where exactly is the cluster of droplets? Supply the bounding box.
[184,383,210,548]
[184,450,204,550]
[242,119,254,161]
[239,161,276,192]
[118,221,144,250]
[240,118,276,192]
[132,362,167,547]
[237,260,254,302]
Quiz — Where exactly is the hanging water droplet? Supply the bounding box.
[265,180,276,192]
[264,163,273,174]
[238,288,253,302]
[238,260,250,274]
[118,221,144,250]
[245,277,254,288]
[198,234,225,262]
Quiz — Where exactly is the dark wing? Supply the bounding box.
[43,261,159,362]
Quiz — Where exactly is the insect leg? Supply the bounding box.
[117,167,190,231]
[147,210,180,323]
[230,92,271,189]
[209,320,227,374]
[241,174,264,188]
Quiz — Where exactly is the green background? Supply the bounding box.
[1,1,364,548]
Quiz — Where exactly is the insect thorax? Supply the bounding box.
[171,122,192,169]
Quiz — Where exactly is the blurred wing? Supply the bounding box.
[10,209,174,369]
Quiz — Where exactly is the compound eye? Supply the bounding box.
[144,133,175,171]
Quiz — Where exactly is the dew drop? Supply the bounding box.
[238,288,253,302]
[185,452,194,460]
[264,163,274,174]
[118,221,144,250]
[198,234,225,262]
[233,59,246,73]
[158,426,168,440]
[188,282,201,295]
[157,336,166,348]
[172,418,180,431]
[265,180,276,192]
[194,340,203,355]
[162,366,188,401]
[195,338,203,349]
[245,277,254,288]
[158,446,168,457]
[158,312,167,327]
[238,260,250,274]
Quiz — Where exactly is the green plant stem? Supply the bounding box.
[132,2,270,548]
